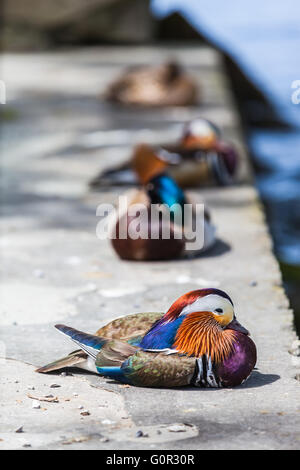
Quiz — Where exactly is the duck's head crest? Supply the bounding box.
[163,289,249,361]
[181,118,220,150]
[165,288,249,335]
[164,288,236,327]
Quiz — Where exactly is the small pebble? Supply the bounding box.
[22,443,31,448]
[100,437,109,443]
[136,430,144,438]
[15,426,24,433]
[80,410,90,416]
[27,386,35,390]
[289,340,300,357]
[78,405,84,410]
[33,269,45,278]
[250,281,257,287]
[60,372,67,377]
[31,400,41,409]
[50,383,61,389]
[66,256,81,266]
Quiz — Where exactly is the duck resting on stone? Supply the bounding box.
[109,146,216,261]
[105,61,198,108]
[89,118,238,189]
[37,288,256,388]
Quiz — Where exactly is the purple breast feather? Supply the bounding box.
[217,332,257,387]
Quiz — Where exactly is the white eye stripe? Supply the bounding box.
[179,294,233,317]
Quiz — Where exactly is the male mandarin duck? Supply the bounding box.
[36,289,256,388]
[89,118,238,189]
[110,146,216,260]
[176,118,238,187]
[105,61,198,107]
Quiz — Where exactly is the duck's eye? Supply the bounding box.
[215,308,223,314]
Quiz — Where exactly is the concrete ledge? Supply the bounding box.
[0,46,299,450]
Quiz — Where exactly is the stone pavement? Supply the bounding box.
[0,46,299,450]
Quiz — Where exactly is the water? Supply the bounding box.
[152,0,300,332]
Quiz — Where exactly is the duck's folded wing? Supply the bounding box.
[36,313,163,374]
[120,350,197,388]
[95,312,163,343]
[96,340,138,367]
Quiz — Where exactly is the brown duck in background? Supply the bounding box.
[110,187,187,261]
[106,61,198,107]
[89,118,239,189]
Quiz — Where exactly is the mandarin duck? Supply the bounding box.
[110,147,216,260]
[89,118,238,189]
[105,61,198,108]
[37,289,256,388]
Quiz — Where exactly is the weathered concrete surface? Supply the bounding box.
[4,0,118,26]
[3,0,154,50]
[0,46,299,450]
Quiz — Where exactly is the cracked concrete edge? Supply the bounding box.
[0,358,201,450]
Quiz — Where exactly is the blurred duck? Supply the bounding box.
[110,145,216,261]
[106,61,198,107]
[89,118,238,189]
[37,289,256,388]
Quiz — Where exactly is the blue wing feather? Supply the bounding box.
[147,174,186,209]
[55,324,107,360]
[96,366,132,384]
[139,316,184,350]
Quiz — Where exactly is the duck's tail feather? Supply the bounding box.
[55,324,107,360]
[89,163,137,188]
[36,350,87,374]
